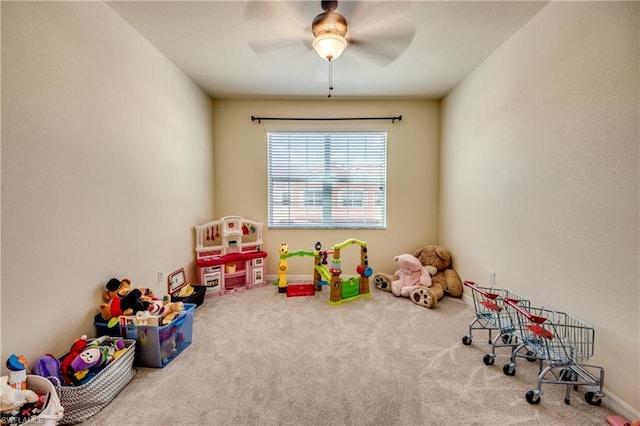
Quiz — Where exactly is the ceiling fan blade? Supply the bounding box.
[346,1,415,35]
[243,1,313,55]
[248,38,307,55]
[243,1,308,27]
[348,26,416,66]
[302,38,314,51]
[343,1,416,65]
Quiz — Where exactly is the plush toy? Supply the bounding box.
[98,287,152,321]
[32,354,63,385]
[59,335,88,385]
[71,337,124,371]
[146,300,164,316]
[60,336,126,385]
[160,296,184,326]
[373,272,393,293]
[374,245,463,309]
[134,310,158,326]
[413,245,463,295]
[0,376,38,414]
[160,335,177,364]
[132,294,184,326]
[103,277,131,301]
[101,277,155,308]
[389,254,436,297]
[410,245,463,308]
[69,337,126,383]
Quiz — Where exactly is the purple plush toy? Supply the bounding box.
[69,337,125,382]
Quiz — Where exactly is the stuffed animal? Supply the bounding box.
[98,287,152,321]
[141,298,182,325]
[103,277,131,301]
[409,245,463,308]
[71,337,125,371]
[60,336,126,385]
[160,296,184,326]
[373,271,394,292]
[0,376,38,414]
[373,245,463,309]
[102,277,155,302]
[59,335,88,385]
[69,337,126,384]
[160,335,177,364]
[32,354,63,385]
[389,254,436,297]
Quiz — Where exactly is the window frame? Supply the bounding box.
[267,130,387,230]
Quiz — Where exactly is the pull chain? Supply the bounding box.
[328,59,334,98]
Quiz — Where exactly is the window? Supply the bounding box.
[340,189,364,207]
[304,189,324,206]
[267,131,387,229]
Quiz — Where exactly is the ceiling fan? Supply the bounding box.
[244,1,417,95]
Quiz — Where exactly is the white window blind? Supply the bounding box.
[268,131,387,229]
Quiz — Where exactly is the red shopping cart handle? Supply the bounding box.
[463,281,499,300]
[505,298,547,324]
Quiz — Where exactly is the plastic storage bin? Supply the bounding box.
[94,318,121,337]
[94,303,195,368]
[170,285,206,308]
[168,268,206,308]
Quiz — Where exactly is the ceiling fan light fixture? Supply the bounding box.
[312,33,347,61]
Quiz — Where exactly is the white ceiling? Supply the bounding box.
[106,1,548,99]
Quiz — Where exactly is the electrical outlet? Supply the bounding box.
[157,271,164,283]
[489,270,496,286]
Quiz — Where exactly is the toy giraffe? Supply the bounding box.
[277,243,289,293]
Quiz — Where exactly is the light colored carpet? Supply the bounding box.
[81,284,616,425]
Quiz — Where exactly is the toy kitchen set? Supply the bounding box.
[194,216,267,297]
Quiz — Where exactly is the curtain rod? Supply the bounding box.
[250,115,402,124]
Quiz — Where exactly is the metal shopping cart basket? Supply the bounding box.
[502,298,605,406]
[461,281,529,366]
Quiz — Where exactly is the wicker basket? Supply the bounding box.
[53,337,136,425]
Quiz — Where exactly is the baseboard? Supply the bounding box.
[266,274,358,285]
[461,291,474,306]
[603,392,640,422]
[459,289,639,420]
[267,274,313,285]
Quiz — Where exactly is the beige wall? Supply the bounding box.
[211,98,440,277]
[2,0,638,417]
[1,2,215,370]
[441,1,639,414]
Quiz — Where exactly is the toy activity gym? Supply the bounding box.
[276,238,373,305]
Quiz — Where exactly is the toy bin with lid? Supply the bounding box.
[168,268,206,308]
[94,317,123,338]
[170,285,206,308]
[94,303,195,368]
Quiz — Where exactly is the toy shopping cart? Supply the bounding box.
[502,298,605,406]
[461,281,529,366]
